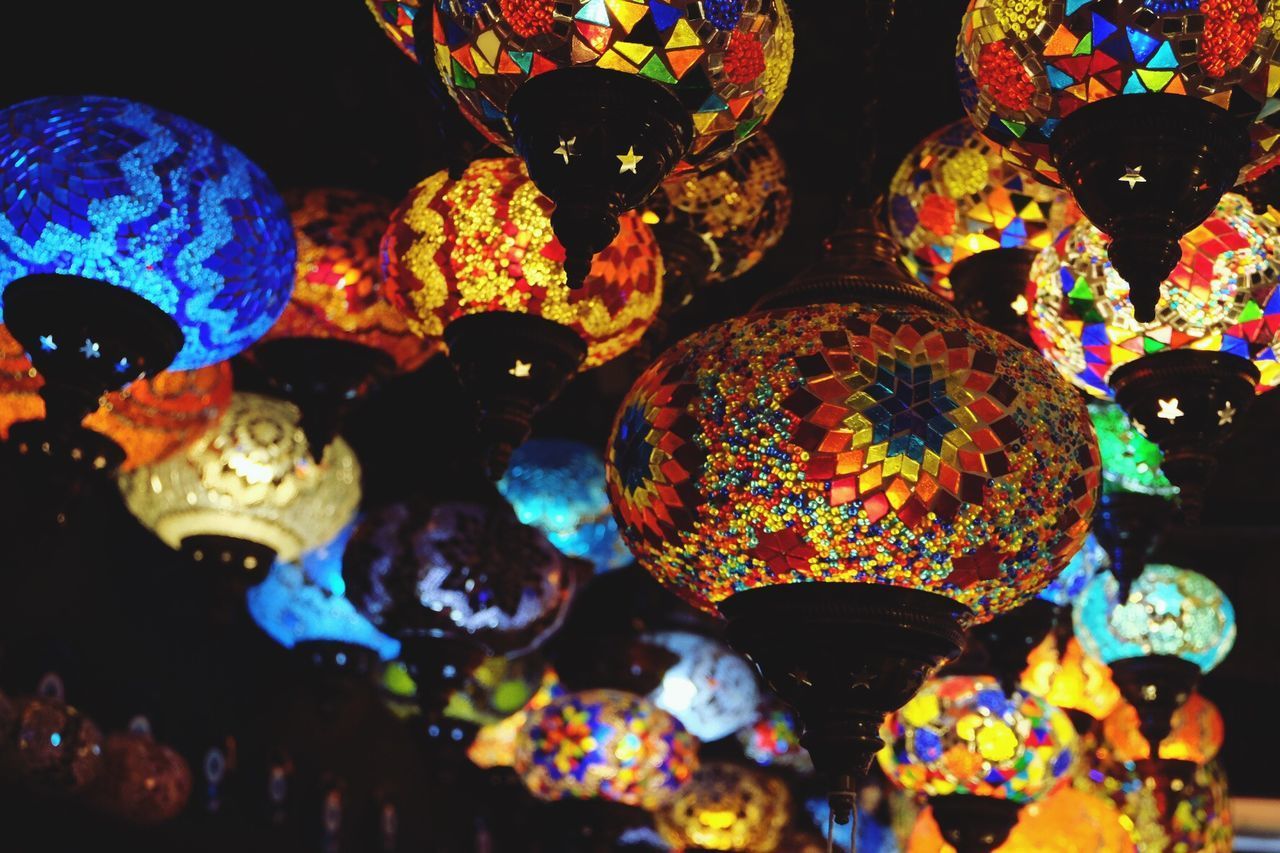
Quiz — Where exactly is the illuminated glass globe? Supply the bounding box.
[737,701,812,773]
[643,630,761,742]
[247,524,402,661]
[117,392,361,567]
[1073,564,1236,673]
[365,0,419,60]
[888,118,1079,296]
[6,693,104,797]
[497,438,630,574]
[443,653,549,727]
[1038,532,1106,607]
[908,787,1135,853]
[466,668,564,770]
[88,721,192,825]
[1103,691,1224,765]
[1020,635,1122,723]
[1088,402,1176,498]
[514,688,698,809]
[879,675,1077,804]
[0,95,295,371]
[1027,193,1280,399]
[654,762,791,852]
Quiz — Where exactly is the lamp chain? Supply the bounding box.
[846,0,898,213]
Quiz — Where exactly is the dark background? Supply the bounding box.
[0,1,1275,846]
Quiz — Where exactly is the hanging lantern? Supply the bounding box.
[422,0,794,289]
[643,629,761,743]
[118,392,361,577]
[1028,192,1280,517]
[382,158,663,476]
[1,677,103,798]
[1103,691,1224,765]
[497,438,631,574]
[737,700,812,774]
[87,717,192,825]
[1088,402,1176,499]
[887,118,1079,332]
[514,688,698,809]
[879,674,1077,852]
[958,0,1280,321]
[1020,635,1122,728]
[1073,564,1235,755]
[654,762,791,852]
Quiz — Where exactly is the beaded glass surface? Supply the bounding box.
[1073,563,1236,671]
[888,118,1079,297]
[428,0,793,171]
[958,0,1280,185]
[606,303,1101,620]
[1028,193,1280,398]
[0,96,295,370]
[1103,691,1224,764]
[263,188,439,372]
[118,393,361,564]
[643,629,760,742]
[654,762,790,852]
[497,438,631,573]
[879,674,1078,803]
[1021,635,1122,721]
[382,158,663,368]
[515,688,698,809]
[908,787,1135,853]
[1088,401,1177,497]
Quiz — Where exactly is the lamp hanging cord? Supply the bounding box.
[846,0,898,213]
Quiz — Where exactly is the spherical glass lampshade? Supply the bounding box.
[1103,691,1224,765]
[887,118,1079,296]
[262,188,438,373]
[0,326,232,472]
[497,438,630,574]
[908,786,1135,853]
[1027,193,1280,399]
[382,158,663,368]
[444,653,549,727]
[365,0,419,60]
[343,500,578,656]
[654,762,791,852]
[878,675,1077,803]
[246,524,402,660]
[467,668,564,770]
[644,132,792,284]
[643,629,761,742]
[4,695,103,797]
[606,302,1100,620]
[88,726,192,825]
[1020,635,1122,722]
[118,392,362,565]
[428,0,793,171]
[957,2,1280,185]
[1088,401,1177,497]
[1038,531,1106,607]
[514,688,698,809]
[1073,564,1236,672]
[0,95,295,370]
[737,701,812,773]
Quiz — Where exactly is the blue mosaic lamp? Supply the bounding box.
[497,438,630,574]
[1037,533,1107,608]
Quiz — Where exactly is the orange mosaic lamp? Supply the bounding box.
[908,787,1135,853]
[1021,634,1122,729]
[1102,691,1224,766]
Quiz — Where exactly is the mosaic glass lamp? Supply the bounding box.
[642,629,761,742]
[1103,690,1224,765]
[422,0,793,290]
[737,699,812,774]
[887,118,1079,334]
[1074,564,1235,754]
[4,675,103,798]
[253,188,440,453]
[497,438,631,574]
[1088,402,1176,499]
[1037,532,1105,607]
[606,210,1100,823]
[87,717,192,825]
[1020,635,1121,728]
[654,762,791,852]
[1028,192,1280,518]
[366,0,420,60]
[879,675,1078,852]
[382,158,663,476]
[958,0,1280,321]
[118,392,361,577]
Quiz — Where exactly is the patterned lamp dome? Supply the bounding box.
[908,787,1135,853]
[514,688,698,809]
[1020,635,1122,723]
[1088,401,1177,497]
[0,95,295,370]
[654,762,791,852]
[1103,691,1224,764]
[643,630,761,742]
[888,118,1079,296]
[878,675,1077,804]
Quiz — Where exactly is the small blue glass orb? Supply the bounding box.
[497,439,630,574]
[0,95,295,370]
[247,524,401,661]
[1038,533,1107,607]
[1074,564,1236,673]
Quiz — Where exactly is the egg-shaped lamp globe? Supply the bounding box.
[644,131,793,307]
[497,438,630,574]
[382,158,663,477]
[642,629,761,743]
[343,499,579,709]
[879,675,1078,852]
[0,95,293,444]
[1103,690,1224,765]
[514,688,698,810]
[2,685,103,798]
[887,118,1079,322]
[654,762,791,852]
[957,0,1280,321]
[118,392,361,578]
[606,213,1100,823]
[1073,563,1235,755]
[86,718,192,825]
[1020,635,1122,728]
[422,0,793,290]
[1028,192,1280,518]
[737,700,813,774]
